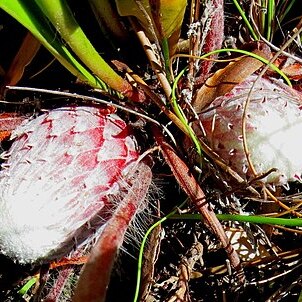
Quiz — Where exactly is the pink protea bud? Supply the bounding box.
[196,75,302,185]
[0,106,140,263]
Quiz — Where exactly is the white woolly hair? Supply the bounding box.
[0,106,142,264]
[197,75,302,185]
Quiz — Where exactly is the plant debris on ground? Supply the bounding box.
[0,1,302,301]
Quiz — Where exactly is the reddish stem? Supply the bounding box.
[153,126,244,282]
[196,0,224,84]
[44,266,74,302]
[72,162,152,302]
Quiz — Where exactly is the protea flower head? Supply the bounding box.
[196,75,302,185]
[0,106,140,263]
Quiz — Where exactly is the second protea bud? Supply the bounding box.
[196,75,302,185]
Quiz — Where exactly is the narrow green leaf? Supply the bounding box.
[278,0,297,24]
[232,0,259,41]
[34,0,134,97]
[170,213,302,227]
[0,0,105,88]
[18,276,38,296]
[266,0,275,41]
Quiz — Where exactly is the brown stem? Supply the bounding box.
[153,126,244,282]
[130,18,172,100]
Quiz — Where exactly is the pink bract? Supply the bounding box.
[197,75,302,185]
[0,106,139,263]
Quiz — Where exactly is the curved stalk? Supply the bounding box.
[34,0,141,100]
[0,0,105,88]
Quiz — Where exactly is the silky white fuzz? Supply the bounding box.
[0,106,140,263]
[197,75,302,184]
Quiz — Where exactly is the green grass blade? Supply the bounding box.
[133,201,187,302]
[170,213,302,227]
[134,204,302,301]
[171,68,202,156]
[34,0,133,97]
[162,37,172,81]
[266,0,275,41]
[277,0,297,24]
[199,48,292,87]
[231,0,259,41]
[0,0,106,89]
[18,276,38,296]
